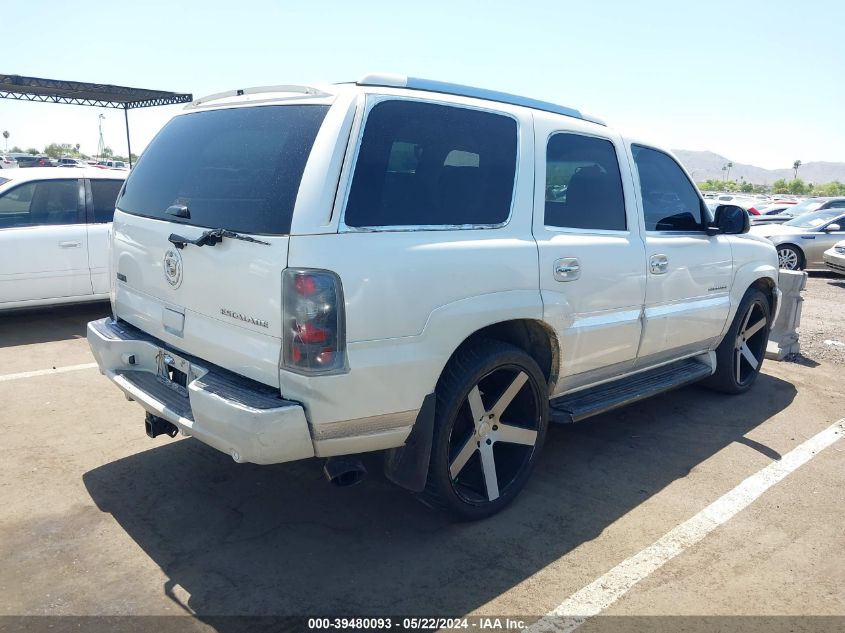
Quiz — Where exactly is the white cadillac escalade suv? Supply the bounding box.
[88,74,780,519]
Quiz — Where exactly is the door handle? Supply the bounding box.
[554,257,581,281]
[650,254,669,274]
[59,241,82,248]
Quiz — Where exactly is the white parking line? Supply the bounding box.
[0,362,99,383]
[529,418,845,633]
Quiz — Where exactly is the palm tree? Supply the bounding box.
[793,160,802,179]
[726,162,733,181]
[2,130,8,152]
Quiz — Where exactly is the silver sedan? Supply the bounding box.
[749,209,845,270]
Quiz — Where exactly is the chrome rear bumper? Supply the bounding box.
[87,318,314,465]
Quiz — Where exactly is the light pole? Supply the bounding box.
[96,114,106,161]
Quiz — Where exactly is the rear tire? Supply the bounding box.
[705,288,771,394]
[777,245,804,270]
[421,340,548,520]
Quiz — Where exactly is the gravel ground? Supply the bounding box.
[792,271,845,365]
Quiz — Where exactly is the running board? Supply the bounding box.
[549,357,713,424]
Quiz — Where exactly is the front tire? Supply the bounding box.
[421,340,548,520]
[706,288,771,394]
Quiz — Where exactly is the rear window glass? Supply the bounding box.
[344,100,517,228]
[117,105,329,235]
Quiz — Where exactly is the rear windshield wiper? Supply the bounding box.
[168,228,271,249]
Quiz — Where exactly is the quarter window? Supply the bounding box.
[633,146,704,231]
[545,133,626,231]
[0,179,81,229]
[344,100,518,228]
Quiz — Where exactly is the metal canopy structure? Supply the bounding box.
[0,73,193,165]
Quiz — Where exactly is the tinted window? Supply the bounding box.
[545,133,626,231]
[117,105,329,235]
[0,179,81,228]
[633,146,704,231]
[90,179,124,223]
[344,100,517,228]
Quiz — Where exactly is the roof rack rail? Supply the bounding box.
[189,84,332,108]
[356,73,603,125]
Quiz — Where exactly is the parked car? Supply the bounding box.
[754,197,845,225]
[0,155,18,169]
[15,155,57,168]
[57,157,84,167]
[14,155,38,167]
[757,203,796,214]
[96,160,128,170]
[750,208,845,270]
[0,167,126,310]
[823,240,845,276]
[748,201,794,215]
[86,74,779,519]
[715,196,760,214]
[749,202,801,225]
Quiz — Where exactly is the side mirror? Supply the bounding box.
[709,204,750,235]
[825,223,841,232]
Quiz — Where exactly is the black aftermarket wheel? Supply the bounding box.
[422,340,548,520]
[706,288,771,394]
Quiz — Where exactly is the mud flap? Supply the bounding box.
[383,393,436,492]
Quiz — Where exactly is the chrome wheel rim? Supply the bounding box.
[447,365,541,504]
[734,301,768,385]
[778,248,799,270]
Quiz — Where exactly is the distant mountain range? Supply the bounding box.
[673,150,845,185]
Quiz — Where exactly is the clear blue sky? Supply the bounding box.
[2,0,843,169]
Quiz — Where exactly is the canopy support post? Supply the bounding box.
[124,105,132,168]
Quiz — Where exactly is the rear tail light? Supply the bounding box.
[747,207,760,215]
[282,269,347,375]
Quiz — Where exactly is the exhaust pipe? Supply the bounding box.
[323,456,367,487]
[145,413,179,439]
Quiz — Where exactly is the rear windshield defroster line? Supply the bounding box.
[117,105,329,236]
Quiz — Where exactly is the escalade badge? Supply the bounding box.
[163,248,183,288]
[220,308,269,328]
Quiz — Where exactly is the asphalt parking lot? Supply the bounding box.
[1,276,843,631]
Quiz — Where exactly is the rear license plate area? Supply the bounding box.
[166,364,188,388]
[156,350,193,395]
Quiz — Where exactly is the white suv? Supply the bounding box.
[87,75,780,518]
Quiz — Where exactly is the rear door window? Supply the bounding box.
[0,179,82,228]
[344,100,518,228]
[545,133,627,231]
[117,105,329,235]
[89,179,124,223]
